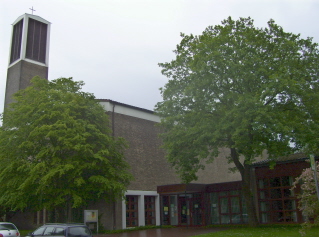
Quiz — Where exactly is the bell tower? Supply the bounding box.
[4,13,51,108]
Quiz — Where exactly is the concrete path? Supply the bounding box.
[97,227,227,237]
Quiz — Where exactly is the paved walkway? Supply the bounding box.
[96,227,227,237]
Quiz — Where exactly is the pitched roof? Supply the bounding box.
[252,153,309,167]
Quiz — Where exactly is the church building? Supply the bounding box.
[2,13,314,230]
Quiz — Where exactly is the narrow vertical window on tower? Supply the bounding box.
[10,19,24,64]
[26,18,48,63]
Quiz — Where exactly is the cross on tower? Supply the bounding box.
[29,6,36,14]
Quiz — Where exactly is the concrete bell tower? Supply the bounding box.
[4,13,51,108]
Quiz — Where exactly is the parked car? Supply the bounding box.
[0,222,20,237]
[26,223,92,237]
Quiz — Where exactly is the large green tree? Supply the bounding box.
[155,17,319,226]
[0,77,132,219]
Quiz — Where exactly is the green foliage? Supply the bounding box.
[0,77,133,212]
[156,17,319,226]
[155,16,319,182]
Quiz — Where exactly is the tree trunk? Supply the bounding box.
[242,163,259,226]
[66,201,72,222]
[230,148,259,226]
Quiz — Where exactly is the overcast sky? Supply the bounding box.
[1,0,319,114]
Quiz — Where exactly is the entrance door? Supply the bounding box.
[190,194,203,225]
[126,195,138,227]
[178,194,203,226]
[179,196,188,225]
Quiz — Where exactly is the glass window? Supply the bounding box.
[231,197,240,213]
[270,177,281,187]
[68,227,90,236]
[259,190,268,199]
[258,176,298,223]
[53,228,64,235]
[261,212,269,223]
[0,224,17,230]
[33,227,46,236]
[219,191,228,197]
[210,189,245,225]
[258,179,268,188]
[260,201,269,212]
[231,214,242,224]
[210,193,219,224]
[283,189,293,197]
[284,200,296,210]
[221,215,230,224]
[230,190,239,196]
[220,198,229,213]
[43,227,54,235]
[272,200,283,210]
[270,188,282,199]
[281,176,292,186]
[286,211,297,222]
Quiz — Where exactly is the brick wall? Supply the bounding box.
[109,111,181,190]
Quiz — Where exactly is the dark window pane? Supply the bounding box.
[270,177,281,187]
[219,191,228,197]
[283,189,293,197]
[259,190,268,199]
[220,198,229,213]
[26,18,47,63]
[270,189,282,199]
[272,200,283,211]
[221,215,230,224]
[230,190,239,195]
[282,176,292,186]
[260,201,269,212]
[284,200,296,210]
[231,197,240,213]
[258,179,268,188]
[10,19,23,63]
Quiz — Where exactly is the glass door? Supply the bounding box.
[170,195,178,225]
[191,194,203,225]
[179,196,188,225]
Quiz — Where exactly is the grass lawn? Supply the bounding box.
[19,230,32,236]
[194,226,319,237]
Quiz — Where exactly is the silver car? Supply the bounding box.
[0,222,20,237]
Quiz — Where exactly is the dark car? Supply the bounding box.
[27,223,92,237]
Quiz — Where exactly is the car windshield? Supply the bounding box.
[0,224,16,230]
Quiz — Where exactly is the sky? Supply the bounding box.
[1,0,319,114]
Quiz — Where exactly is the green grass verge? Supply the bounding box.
[19,230,33,237]
[194,225,319,237]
